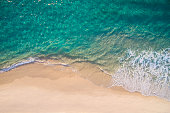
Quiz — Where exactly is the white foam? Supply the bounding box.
[0,58,76,74]
[112,48,170,100]
[0,57,36,73]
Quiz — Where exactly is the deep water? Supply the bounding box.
[0,0,170,100]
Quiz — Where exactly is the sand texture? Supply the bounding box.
[0,62,169,113]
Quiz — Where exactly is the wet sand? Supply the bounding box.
[0,62,169,113]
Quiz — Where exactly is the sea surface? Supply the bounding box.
[0,0,170,100]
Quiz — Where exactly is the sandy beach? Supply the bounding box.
[0,62,169,113]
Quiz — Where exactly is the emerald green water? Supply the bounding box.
[0,0,170,100]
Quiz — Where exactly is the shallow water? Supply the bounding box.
[0,0,170,100]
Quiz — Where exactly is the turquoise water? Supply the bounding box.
[0,0,170,99]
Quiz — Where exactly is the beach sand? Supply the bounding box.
[0,62,169,113]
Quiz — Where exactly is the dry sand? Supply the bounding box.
[0,62,169,113]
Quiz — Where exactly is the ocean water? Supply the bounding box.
[0,0,170,100]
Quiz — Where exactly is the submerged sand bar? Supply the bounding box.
[0,62,169,113]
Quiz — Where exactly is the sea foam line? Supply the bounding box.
[0,58,72,73]
[0,57,36,73]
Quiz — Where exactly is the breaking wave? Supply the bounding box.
[111,48,170,100]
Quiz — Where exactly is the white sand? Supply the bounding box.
[0,63,169,113]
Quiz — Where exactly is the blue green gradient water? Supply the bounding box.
[0,0,170,99]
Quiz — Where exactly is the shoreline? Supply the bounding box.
[0,62,170,113]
